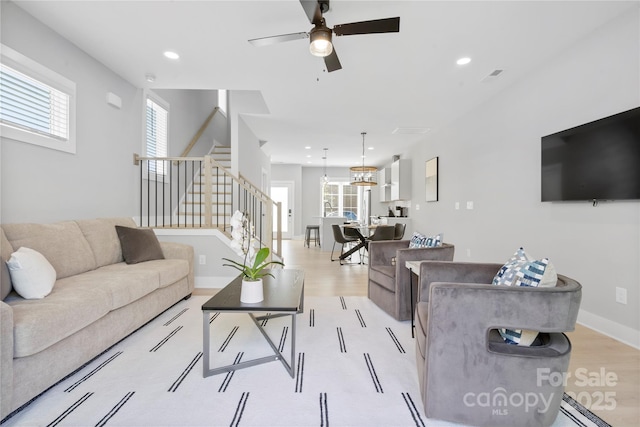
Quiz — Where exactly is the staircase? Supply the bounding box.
[177,145,233,228]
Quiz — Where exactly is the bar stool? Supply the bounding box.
[305,225,320,247]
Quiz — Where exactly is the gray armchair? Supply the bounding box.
[414,261,582,427]
[367,240,454,321]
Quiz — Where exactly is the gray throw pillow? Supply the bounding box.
[1,256,12,300]
[115,226,165,264]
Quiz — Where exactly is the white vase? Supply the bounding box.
[240,278,264,303]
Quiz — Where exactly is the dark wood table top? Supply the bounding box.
[201,269,304,312]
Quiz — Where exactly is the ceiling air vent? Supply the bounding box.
[481,69,505,83]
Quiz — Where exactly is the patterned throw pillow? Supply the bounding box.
[492,247,557,346]
[408,232,443,248]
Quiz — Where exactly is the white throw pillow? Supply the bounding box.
[6,247,57,299]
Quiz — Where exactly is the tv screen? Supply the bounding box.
[541,107,640,202]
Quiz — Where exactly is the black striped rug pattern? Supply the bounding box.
[1,296,609,427]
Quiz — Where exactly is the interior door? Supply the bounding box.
[271,181,294,239]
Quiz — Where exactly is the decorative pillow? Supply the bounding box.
[6,247,57,299]
[408,232,443,248]
[492,247,558,346]
[115,226,165,264]
[1,255,12,300]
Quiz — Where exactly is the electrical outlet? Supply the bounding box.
[466,248,471,257]
[466,201,474,210]
[615,287,627,304]
[455,202,460,210]
[199,255,206,265]
[415,204,420,210]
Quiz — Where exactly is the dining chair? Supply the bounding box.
[330,224,359,264]
[393,223,406,240]
[368,225,395,244]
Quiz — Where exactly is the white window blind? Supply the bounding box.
[0,63,70,142]
[0,44,76,153]
[145,97,168,175]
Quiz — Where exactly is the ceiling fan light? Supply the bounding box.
[309,27,333,57]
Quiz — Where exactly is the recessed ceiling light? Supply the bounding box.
[306,155,312,158]
[368,147,374,150]
[305,146,311,149]
[456,57,471,65]
[163,51,180,60]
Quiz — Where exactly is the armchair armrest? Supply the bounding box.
[418,261,503,302]
[398,244,456,299]
[368,240,409,267]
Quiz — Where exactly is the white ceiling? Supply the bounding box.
[13,0,638,168]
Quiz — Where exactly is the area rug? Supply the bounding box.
[2,296,610,427]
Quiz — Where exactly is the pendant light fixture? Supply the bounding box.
[350,132,377,186]
[322,148,329,182]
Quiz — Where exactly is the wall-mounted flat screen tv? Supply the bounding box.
[541,106,640,202]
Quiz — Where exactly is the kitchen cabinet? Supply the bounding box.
[391,159,411,201]
[379,168,391,202]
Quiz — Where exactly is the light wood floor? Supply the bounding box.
[198,239,639,426]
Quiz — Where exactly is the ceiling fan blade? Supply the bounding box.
[333,17,400,37]
[248,32,309,47]
[324,48,342,72]
[299,0,323,25]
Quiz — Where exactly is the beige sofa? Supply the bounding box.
[0,218,194,420]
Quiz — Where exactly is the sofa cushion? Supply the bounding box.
[77,264,161,310]
[6,248,56,299]
[76,218,137,267]
[134,259,190,288]
[6,279,112,357]
[2,221,96,279]
[492,247,558,346]
[115,226,165,265]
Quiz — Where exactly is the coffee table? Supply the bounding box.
[202,269,304,378]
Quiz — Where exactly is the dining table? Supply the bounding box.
[338,223,377,261]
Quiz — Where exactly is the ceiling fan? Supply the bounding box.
[248,0,400,72]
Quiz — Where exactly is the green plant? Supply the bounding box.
[222,246,284,281]
[222,210,284,280]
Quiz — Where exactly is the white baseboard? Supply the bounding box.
[194,276,237,289]
[577,308,640,350]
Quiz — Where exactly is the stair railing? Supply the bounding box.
[239,173,283,256]
[133,154,282,259]
[179,107,221,158]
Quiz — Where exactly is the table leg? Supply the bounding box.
[203,311,297,378]
[339,241,364,260]
[410,272,415,338]
[203,311,210,375]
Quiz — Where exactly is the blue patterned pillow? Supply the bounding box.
[408,232,442,248]
[492,247,557,346]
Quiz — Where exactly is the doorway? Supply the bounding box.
[271,181,294,239]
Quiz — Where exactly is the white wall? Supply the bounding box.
[1,1,141,223]
[238,116,270,187]
[152,89,223,157]
[405,9,640,346]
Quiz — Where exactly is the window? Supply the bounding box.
[0,44,76,153]
[145,94,169,175]
[322,180,360,221]
[218,89,227,114]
